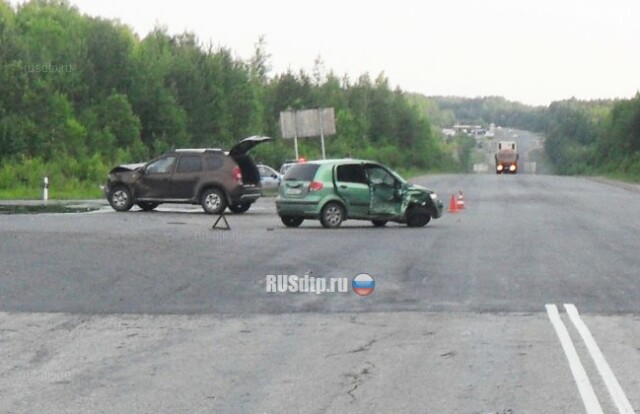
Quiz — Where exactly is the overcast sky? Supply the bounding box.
[49,0,640,106]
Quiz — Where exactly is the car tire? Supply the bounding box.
[137,202,159,211]
[281,216,304,228]
[201,188,227,215]
[320,202,345,229]
[228,202,251,214]
[371,219,387,227]
[108,185,133,212]
[406,205,431,227]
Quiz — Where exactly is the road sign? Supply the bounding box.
[279,108,336,159]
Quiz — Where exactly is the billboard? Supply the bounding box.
[280,108,336,139]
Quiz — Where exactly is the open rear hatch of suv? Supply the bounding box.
[228,136,272,186]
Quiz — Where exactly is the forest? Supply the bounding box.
[0,0,461,198]
[1,1,639,199]
[542,97,640,178]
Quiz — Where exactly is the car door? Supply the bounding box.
[258,165,280,190]
[334,163,371,218]
[136,156,177,199]
[171,155,203,199]
[365,164,402,217]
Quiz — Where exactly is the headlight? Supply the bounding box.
[429,193,438,200]
[509,165,516,171]
[497,165,504,171]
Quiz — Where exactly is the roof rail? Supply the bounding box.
[174,148,222,153]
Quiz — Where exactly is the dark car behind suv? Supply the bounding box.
[105,136,272,214]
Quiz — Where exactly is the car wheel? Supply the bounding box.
[281,216,304,227]
[108,185,133,212]
[228,202,251,214]
[371,219,387,227]
[320,202,345,228]
[137,202,159,211]
[201,188,227,215]
[406,205,431,227]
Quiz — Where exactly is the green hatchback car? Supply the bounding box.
[276,159,444,228]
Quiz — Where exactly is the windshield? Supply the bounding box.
[145,156,176,174]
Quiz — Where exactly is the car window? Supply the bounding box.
[284,164,320,181]
[336,164,368,184]
[176,156,203,173]
[366,166,395,186]
[205,155,224,171]
[279,163,294,175]
[259,166,275,177]
[146,156,176,174]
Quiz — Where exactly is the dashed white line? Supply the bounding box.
[545,304,604,414]
[564,304,634,414]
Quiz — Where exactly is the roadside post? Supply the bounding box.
[43,176,49,203]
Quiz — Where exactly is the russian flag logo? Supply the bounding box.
[352,273,375,296]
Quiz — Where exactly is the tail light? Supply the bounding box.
[308,181,324,192]
[233,166,243,184]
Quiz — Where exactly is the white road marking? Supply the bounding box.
[545,304,604,414]
[564,304,635,414]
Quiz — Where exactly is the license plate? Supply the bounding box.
[286,188,302,195]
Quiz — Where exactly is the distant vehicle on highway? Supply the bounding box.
[276,159,443,228]
[495,140,519,174]
[104,136,272,214]
[257,164,281,190]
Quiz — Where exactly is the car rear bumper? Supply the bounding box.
[229,186,261,204]
[276,199,322,217]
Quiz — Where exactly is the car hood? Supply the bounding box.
[109,163,145,175]
[404,183,432,194]
[229,135,273,156]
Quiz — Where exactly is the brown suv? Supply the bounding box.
[105,136,272,214]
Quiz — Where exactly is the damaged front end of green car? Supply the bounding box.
[397,183,444,227]
[276,159,444,228]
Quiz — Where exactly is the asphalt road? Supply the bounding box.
[1,167,640,413]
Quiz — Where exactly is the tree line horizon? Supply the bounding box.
[0,0,638,197]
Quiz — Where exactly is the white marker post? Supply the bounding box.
[43,176,49,203]
[317,108,326,160]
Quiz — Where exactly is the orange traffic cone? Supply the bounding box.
[448,194,458,213]
[456,190,465,210]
